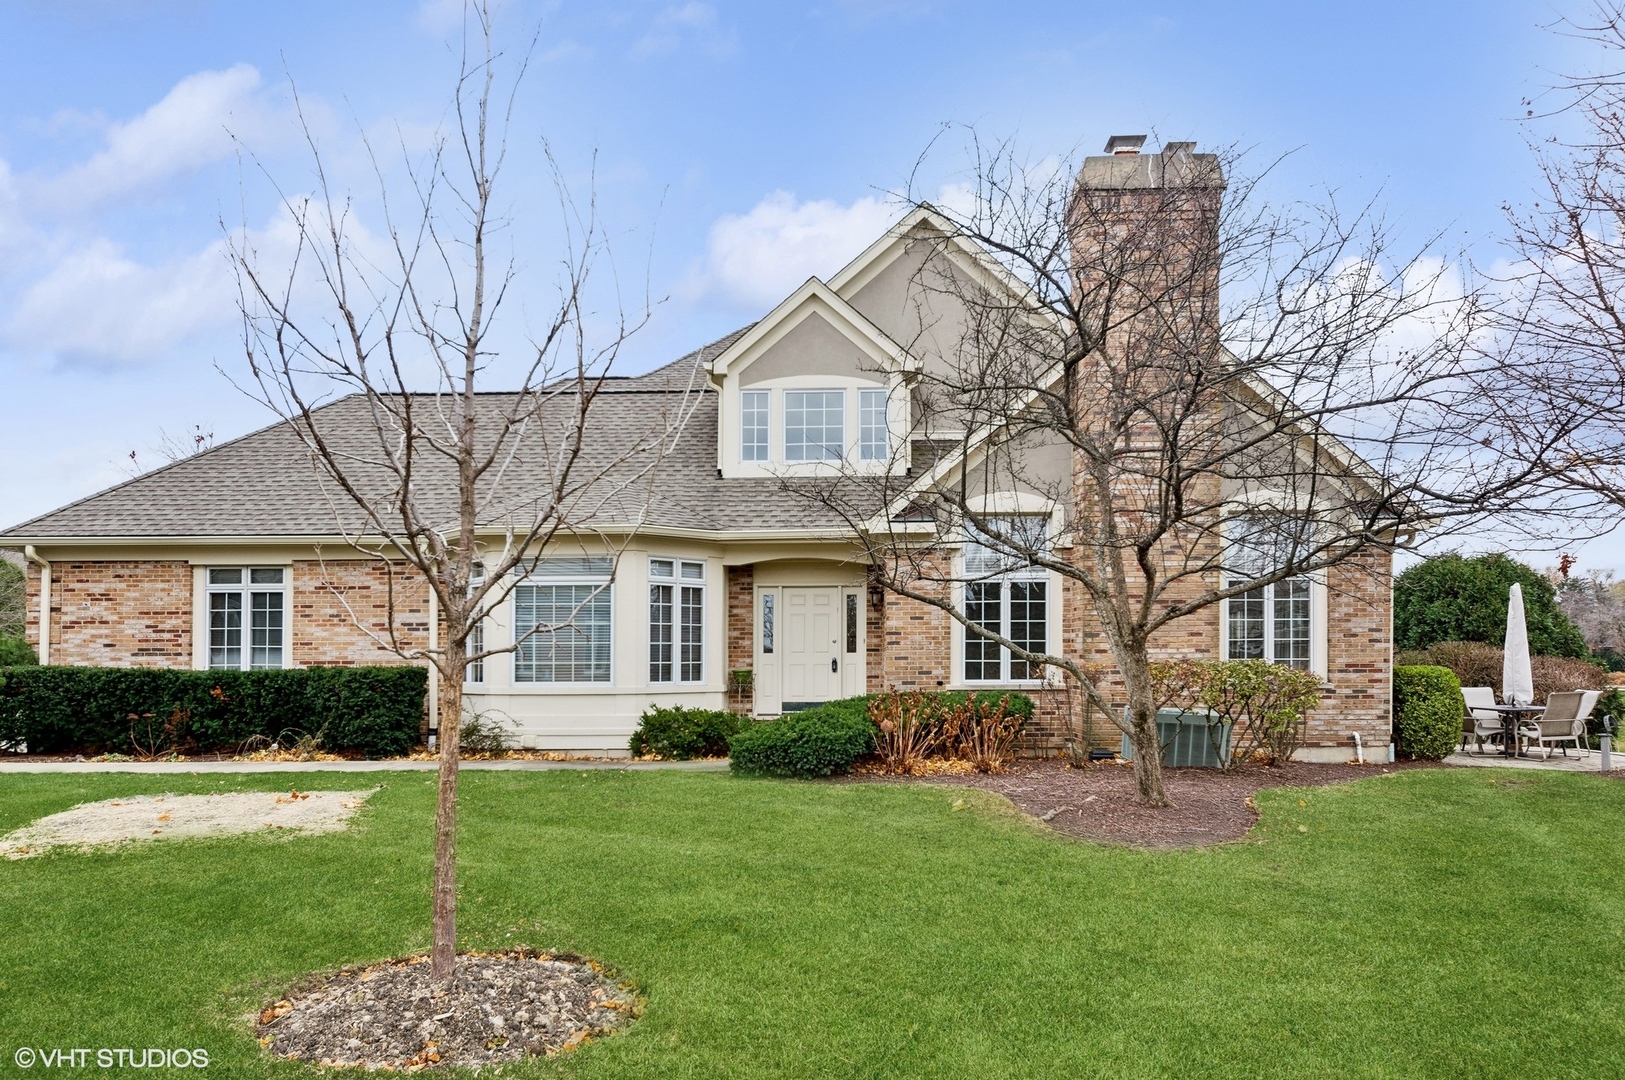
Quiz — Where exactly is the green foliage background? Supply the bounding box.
[1394,553,1588,657]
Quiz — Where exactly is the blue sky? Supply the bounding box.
[0,1,1603,565]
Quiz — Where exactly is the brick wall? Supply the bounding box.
[44,561,191,667]
[725,565,754,712]
[291,560,430,666]
[1307,546,1393,750]
[861,542,1391,759]
[877,554,954,692]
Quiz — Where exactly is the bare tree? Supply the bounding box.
[124,424,217,476]
[1497,3,1625,523]
[227,6,683,980]
[797,137,1585,806]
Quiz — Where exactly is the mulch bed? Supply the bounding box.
[255,950,638,1070]
[855,757,1439,847]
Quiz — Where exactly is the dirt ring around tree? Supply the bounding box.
[0,789,377,859]
[253,950,640,1070]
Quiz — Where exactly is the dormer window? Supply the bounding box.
[859,388,889,461]
[784,390,844,462]
[741,390,770,462]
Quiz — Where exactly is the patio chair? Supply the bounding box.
[1522,691,1586,759]
[1460,686,1505,754]
[1574,689,1603,754]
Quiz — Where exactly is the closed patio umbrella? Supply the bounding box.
[1503,583,1535,705]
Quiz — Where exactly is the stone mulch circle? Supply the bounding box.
[254,950,638,1070]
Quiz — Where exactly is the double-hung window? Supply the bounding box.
[1224,516,1313,670]
[784,390,844,461]
[650,559,705,683]
[466,562,486,685]
[961,517,1049,683]
[858,388,889,461]
[207,567,287,670]
[741,390,770,462]
[513,558,613,683]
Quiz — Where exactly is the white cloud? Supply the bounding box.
[414,0,466,35]
[688,190,897,309]
[49,64,286,206]
[632,3,736,60]
[5,236,234,365]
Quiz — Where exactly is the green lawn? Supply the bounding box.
[0,767,1623,1078]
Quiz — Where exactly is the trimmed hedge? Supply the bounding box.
[729,697,875,778]
[630,705,745,760]
[1393,664,1463,761]
[0,665,427,758]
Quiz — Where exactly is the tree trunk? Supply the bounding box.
[1118,649,1172,807]
[431,657,464,981]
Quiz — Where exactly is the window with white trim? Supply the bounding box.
[513,558,613,683]
[741,390,770,462]
[650,559,705,683]
[1223,516,1313,670]
[858,388,889,461]
[206,567,287,670]
[784,389,844,462]
[466,562,486,685]
[961,517,1048,682]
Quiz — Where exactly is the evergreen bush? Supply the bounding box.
[728,697,875,778]
[0,665,426,757]
[1393,664,1463,761]
[630,705,744,759]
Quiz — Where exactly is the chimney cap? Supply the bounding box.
[1104,134,1147,155]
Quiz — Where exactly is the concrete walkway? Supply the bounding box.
[0,758,731,775]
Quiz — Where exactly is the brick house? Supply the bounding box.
[0,139,1395,759]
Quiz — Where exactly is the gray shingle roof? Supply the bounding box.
[0,326,867,541]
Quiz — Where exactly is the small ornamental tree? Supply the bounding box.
[1152,659,1323,767]
[227,7,674,982]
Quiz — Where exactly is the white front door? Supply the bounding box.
[781,586,840,708]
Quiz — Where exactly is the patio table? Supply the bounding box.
[1492,704,1546,758]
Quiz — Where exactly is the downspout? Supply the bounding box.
[22,546,50,665]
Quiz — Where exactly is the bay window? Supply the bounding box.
[650,558,705,683]
[513,558,613,683]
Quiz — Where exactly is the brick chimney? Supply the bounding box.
[1068,136,1226,362]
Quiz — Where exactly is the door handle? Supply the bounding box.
[830,657,838,673]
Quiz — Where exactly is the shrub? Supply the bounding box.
[630,705,744,760]
[868,690,1033,774]
[1151,659,1322,767]
[729,697,875,778]
[1395,553,1588,656]
[1393,665,1463,761]
[459,709,517,754]
[1397,641,1607,701]
[0,637,36,667]
[0,665,426,757]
